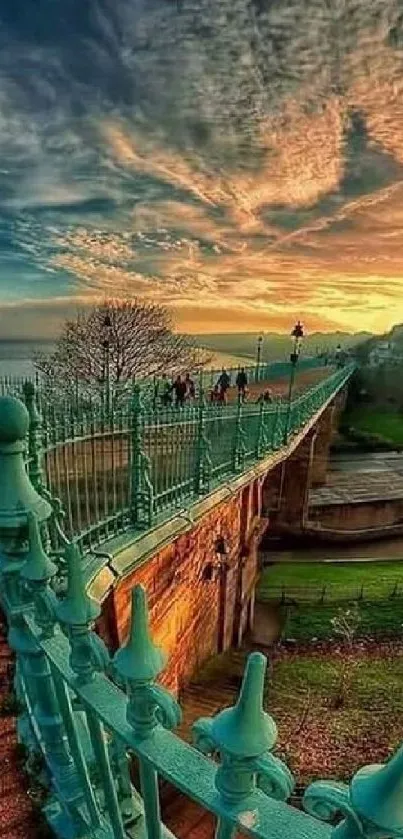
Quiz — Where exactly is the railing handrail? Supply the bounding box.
[18,362,355,550]
[1,360,401,839]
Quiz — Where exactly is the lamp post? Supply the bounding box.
[255,334,263,382]
[102,313,112,416]
[283,320,304,444]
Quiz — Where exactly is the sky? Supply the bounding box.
[1,1,403,338]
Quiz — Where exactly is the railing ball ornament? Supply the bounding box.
[0,394,29,442]
[0,395,52,544]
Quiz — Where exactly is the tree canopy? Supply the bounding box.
[34,298,209,394]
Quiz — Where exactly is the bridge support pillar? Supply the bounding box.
[272,428,316,530]
[311,404,336,487]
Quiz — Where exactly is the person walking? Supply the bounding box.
[161,375,173,407]
[217,368,231,403]
[185,373,196,401]
[257,388,273,404]
[173,375,187,407]
[236,367,248,401]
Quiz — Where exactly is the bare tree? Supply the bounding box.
[330,604,361,709]
[34,298,210,395]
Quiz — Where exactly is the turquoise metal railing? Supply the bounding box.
[14,364,354,551]
[0,354,330,420]
[0,405,402,839]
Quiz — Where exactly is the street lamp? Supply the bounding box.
[102,313,112,415]
[255,334,263,382]
[283,320,304,444]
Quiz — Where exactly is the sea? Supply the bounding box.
[0,340,250,378]
[0,340,54,378]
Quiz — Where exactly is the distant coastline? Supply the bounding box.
[0,340,248,378]
[0,340,54,377]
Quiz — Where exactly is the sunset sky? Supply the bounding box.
[1,1,403,337]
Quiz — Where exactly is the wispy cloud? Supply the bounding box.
[1,1,403,336]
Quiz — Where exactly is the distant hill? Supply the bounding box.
[194,331,371,362]
[354,323,403,363]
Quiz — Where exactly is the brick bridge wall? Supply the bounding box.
[97,389,347,693]
[104,480,267,695]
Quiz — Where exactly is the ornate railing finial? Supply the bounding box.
[58,542,100,627]
[113,585,181,737]
[21,513,57,638]
[23,511,57,584]
[57,542,109,681]
[114,585,165,682]
[304,745,403,839]
[0,395,52,549]
[193,652,294,804]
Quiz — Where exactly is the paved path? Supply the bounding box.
[310,469,403,506]
[214,366,330,403]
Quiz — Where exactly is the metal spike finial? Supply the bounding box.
[304,742,403,837]
[350,746,403,833]
[22,512,56,583]
[57,542,100,626]
[113,585,165,683]
[212,652,277,758]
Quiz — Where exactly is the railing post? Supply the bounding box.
[22,380,47,496]
[114,586,182,839]
[0,395,52,558]
[232,394,247,472]
[0,388,90,839]
[256,400,269,459]
[194,387,212,495]
[18,515,91,835]
[193,652,294,838]
[0,395,52,768]
[57,541,141,834]
[130,383,154,529]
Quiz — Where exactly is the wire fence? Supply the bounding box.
[18,363,355,551]
[260,578,403,604]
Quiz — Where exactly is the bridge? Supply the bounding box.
[3,359,401,839]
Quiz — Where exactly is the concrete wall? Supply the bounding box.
[309,498,403,533]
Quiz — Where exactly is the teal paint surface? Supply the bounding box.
[3,364,394,839]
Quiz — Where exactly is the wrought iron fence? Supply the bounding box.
[1,359,398,839]
[0,354,332,421]
[20,364,355,550]
[0,510,400,839]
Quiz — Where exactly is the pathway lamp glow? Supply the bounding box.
[255,334,263,382]
[102,313,112,414]
[284,321,304,444]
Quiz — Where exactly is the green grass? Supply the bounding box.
[280,601,403,641]
[344,408,403,444]
[258,560,403,600]
[257,561,403,641]
[270,648,403,783]
[186,642,403,785]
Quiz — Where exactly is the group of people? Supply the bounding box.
[157,367,251,408]
[156,367,275,409]
[210,368,249,404]
[159,373,195,407]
